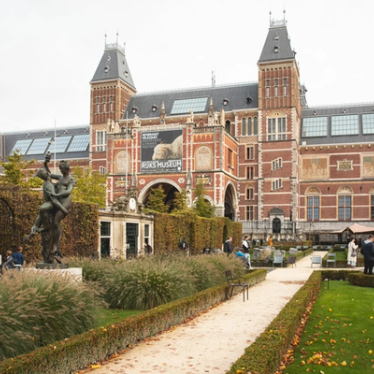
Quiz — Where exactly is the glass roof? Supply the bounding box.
[10,139,33,155]
[47,136,72,153]
[67,134,89,152]
[363,114,374,135]
[27,137,52,155]
[331,115,359,136]
[170,97,208,115]
[302,117,328,137]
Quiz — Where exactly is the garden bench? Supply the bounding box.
[326,253,337,268]
[225,270,249,302]
[311,256,322,267]
[287,256,297,268]
[273,255,284,267]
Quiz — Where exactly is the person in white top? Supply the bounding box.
[347,237,358,268]
[241,235,253,269]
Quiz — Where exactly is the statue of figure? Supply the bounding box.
[24,153,75,263]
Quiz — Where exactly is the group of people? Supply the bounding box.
[224,236,254,269]
[1,245,24,272]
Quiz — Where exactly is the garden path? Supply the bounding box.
[89,251,335,374]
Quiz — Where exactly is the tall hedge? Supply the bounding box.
[154,212,242,254]
[0,184,99,262]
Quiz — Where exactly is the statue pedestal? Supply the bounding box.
[36,263,68,269]
[27,266,83,283]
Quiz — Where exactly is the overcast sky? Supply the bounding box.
[1,0,373,132]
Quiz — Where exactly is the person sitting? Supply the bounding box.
[4,250,16,270]
[236,248,253,269]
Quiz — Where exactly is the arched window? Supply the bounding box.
[306,187,321,221]
[337,186,353,221]
[225,120,231,134]
[245,184,254,200]
[253,117,258,135]
[248,117,252,135]
[242,118,247,135]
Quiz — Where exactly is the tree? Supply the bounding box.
[145,185,169,214]
[172,189,189,213]
[193,182,216,218]
[71,166,108,207]
[0,150,42,188]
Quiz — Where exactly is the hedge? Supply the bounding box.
[154,212,242,254]
[0,269,266,374]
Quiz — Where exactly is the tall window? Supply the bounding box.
[246,206,254,220]
[246,166,254,179]
[272,179,282,190]
[228,149,233,168]
[307,196,320,221]
[96,97,100,114]
[272,158,282,170]
[371,195,374,220]
[246,186,254,200]
[242,118,247,135]
[267,117,287,141]
[97,130,106,152]
[103,96,107,113]
[338,195,351,220]
[246,146,254,160]
[253,117,258,135]
[225,120,231,134]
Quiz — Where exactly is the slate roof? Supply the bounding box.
[91,43,136,90]
[258,25,295,63]
[123,82,259,120]
[3,125,90,161]
[300,103,374,145]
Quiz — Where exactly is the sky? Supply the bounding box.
[1,0,373,132]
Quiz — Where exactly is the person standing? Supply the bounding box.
[361,234,374,275]
[224,237,233,256]
[242,235,253,269]
[347,237,358,268]
[268,236,273,247]
[4,250,16,270]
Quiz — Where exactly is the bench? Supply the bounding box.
[225,270,249,302]
[287,256,297,268]
[273,255,284,267]
[311,256,322,267]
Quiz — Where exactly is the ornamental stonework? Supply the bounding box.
[195,146,212,170]
[337,159,353,171]
[115,150,131,174]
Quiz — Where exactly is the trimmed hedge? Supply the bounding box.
[227,271,322,374]
[348,272,374,287]
[0,270,266,374]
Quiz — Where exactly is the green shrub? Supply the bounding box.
[0,271,103,361]
[348,271,374,287]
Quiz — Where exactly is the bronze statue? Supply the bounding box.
[24,153,75,263]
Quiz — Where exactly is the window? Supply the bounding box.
[363,114,374,134]
[266,79,270,86]
[246,186,254,200]
[228,149,233,168]
[331,115,359,136]
[267,117,287,141]
[302,117,328,137]
[27,138,52,155]
[246,206,254,220]
[307,196,320,221]
[246,166,254,179]
[338,195,351,220]
[47,136,72,153]
[225,120,231,134]
[96,97,99,114]
[283,85,287,96]
[274,86,278,97]
[266,87,270,97]
[10,139,33,155]
[96,130,106,152]
[247,117,252,134]
[272,179,282,190]
[99,166,107,175]
[100,222,111,236]
[283,78,287,85]
[242,118,247,135]
[170,97,208,114]
[103,96,107,113]
[272,158,282,170]
[274,79,279,86]
[144,224,150,244]
[67,134,89,152]
[253,117,258,135]
[246,146,254,160]
[109,95,114,112]
[371,195,374,220]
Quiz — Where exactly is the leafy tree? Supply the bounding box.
[172,189,189,213]
[193,182,216,218]
[71,166,108,207]
[145,185,169,214]
[0,150,42,188]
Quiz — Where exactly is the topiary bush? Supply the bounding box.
[0,270,103,361]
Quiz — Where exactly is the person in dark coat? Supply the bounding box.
[224,237,233,255]
[361,234,374,275]
[12,245,24,271]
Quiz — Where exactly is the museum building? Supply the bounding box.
[2,17,374,240]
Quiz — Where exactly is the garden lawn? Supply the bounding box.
[96,308,143,327]
[284,281,374,373]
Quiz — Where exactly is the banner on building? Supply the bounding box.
[141,130,183,174]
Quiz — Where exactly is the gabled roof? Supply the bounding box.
[91,43,136,90]
[123,82,258,120]
[258,25,295,63]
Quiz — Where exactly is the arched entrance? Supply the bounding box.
[272,218,281,234]
[224,183,237,221]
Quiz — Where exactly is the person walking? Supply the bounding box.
[361,234,374,275]
[12,245,24,271]
[224,237,233,256]
[347,237,358,268]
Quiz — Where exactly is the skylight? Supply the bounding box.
[10,139,33,155]
[362,114,374,135]
[302,117,328,137]
[27,137,52,155]
[46,136,72,153]
[67,134,89,152]
[170,97,208,115]
[331,115,359,136]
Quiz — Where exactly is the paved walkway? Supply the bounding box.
[90,252,331,374]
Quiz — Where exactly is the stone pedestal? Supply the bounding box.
[36,263,68,269]
[26,267,83,283]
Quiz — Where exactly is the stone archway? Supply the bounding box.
[224,182,238,221]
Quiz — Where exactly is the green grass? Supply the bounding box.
[284,281,374,373]
[96,308,143,327]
